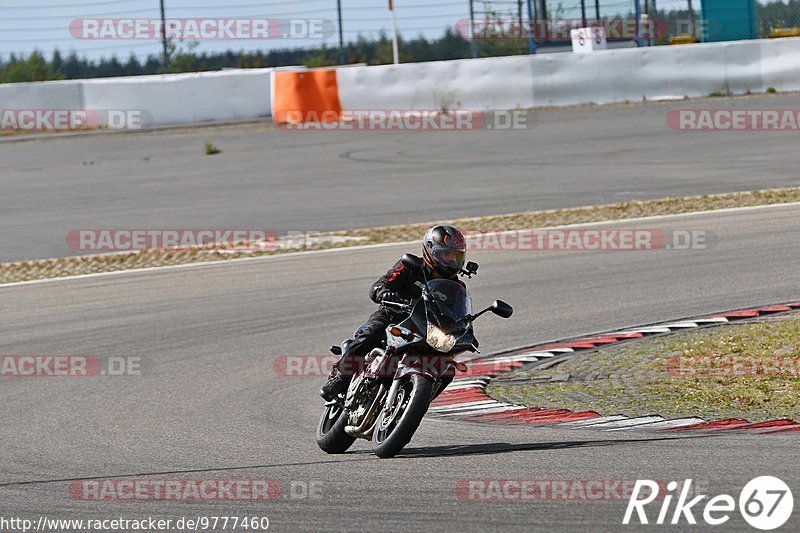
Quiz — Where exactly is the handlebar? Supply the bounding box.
[382,300,412,311]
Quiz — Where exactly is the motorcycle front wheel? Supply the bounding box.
[371,374,432,458]
[316,402,356,454]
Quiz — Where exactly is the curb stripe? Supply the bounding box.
[608,417,705,431]
[437,406,528,417]
[561,415,630,426]
[517,412,601,424]
[429,401,504,413]
[692,318,730,324]
[466,408,548,421]
[427,302,800,435]
[575,416,666,429]
[666,419,750,431]
[431,403,513,415]
[452,405,529,416]
[445,382,490,391]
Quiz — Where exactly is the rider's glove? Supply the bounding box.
[380,291,411,307]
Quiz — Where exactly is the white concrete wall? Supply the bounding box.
[3,38,800,127]
[336,38,800,110]
[756,38,800,92]
[0,79,84,111]
[1,69,272,127]
[81,69,272,126]
[337,55,535,111]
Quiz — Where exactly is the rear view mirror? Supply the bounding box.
[491,300,513,318]
[401,253,424,270]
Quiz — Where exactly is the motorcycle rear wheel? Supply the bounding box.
[371,374,432,458]
[316,402,356,454]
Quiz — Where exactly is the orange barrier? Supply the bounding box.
[272,69,341,124]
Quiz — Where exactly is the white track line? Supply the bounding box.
[447,378,490,386]
[660,322,700,329]
[436,405,528,417]
[0,240,420,289]
[444,387,489,394]
[615,327,674,335]
[4,201,800,289]
[448,377,489,384]
[693,318,730,324]
[480,355,541,364]
[560,415,630,427]
[605,417,706,431]
[429,401,502,413]
[452,375,493,382]
[431,403,515,415]
[583,416,667,429]
[429,400,497,410]
[445,381,490,391]
[439,405,528,415]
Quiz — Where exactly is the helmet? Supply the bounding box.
[422,225,467,277]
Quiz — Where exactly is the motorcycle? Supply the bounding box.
[316,253,513,458]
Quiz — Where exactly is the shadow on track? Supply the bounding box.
[393,434,715,459]
[0,457,377,488]
[1,435,716,487]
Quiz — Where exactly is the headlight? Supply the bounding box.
[426,324,457,352]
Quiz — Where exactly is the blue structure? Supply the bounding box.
[700,0,759,42]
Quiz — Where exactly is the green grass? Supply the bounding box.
[204,141,221,155]
[489,317,800,422]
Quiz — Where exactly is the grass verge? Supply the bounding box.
[489,315,800,422]
[2,186,800,285]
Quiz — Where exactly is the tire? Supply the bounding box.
[371,374,432,458]
[316,403,356,454]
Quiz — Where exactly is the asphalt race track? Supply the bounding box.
[1,204,799,532]
[2,93,800,262]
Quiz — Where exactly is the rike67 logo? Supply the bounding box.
[623,477,793,530]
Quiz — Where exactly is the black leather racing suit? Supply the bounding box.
[334,258,461,378]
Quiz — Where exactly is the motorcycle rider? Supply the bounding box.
[320,225,468,401]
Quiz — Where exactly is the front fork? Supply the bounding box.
[381,357,456,415]
[382,379,404,418]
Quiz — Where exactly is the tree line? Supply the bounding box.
[0,30,487,83]
[2,0,798,84]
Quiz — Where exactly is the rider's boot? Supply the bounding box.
[320,373,351,401]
